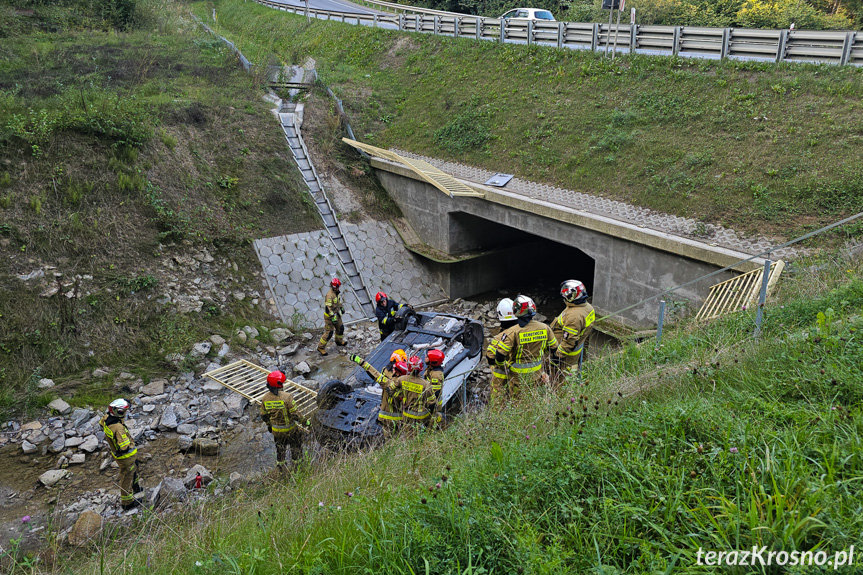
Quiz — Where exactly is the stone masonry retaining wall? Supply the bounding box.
[255,221,446,329]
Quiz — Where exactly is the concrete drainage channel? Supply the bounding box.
[191,20,449,327]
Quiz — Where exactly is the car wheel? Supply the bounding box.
[464,322,484,358]
[317,379,350,410]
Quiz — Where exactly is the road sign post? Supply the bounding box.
[612,0,625,60]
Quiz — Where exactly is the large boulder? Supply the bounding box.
[177,435,193,451]
[79,435,99,453]
[40,469,70,487]
[68,510,102,546]
[141,379,166,396]
[47,398,72,415]
[190,342,212,358]
[49,437,66,453]
[38,378,55,389]
[65,436,85,448]
[183,464,214,488]
[70,408,92,428]
[270,328,293,343]
[191,438,219,456]
[158,405,179,430]
[151,477,187,509]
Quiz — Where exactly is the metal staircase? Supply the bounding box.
[278,107,375,319]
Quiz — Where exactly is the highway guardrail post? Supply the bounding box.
[500,20,505,42]
[720,28,731,60]
[840,32,854,65]
[454,16,459,37]
[398,13,404,30]
[776,29,788,62]
[476,17,481,40]
[591,23,599,51]
[630,23,637,53]
[434,15,439,35]
[754,258,772,338]
[655,300,666,350]
[557,22,564,49]
[527,20,533,46]
[672,26,681,55]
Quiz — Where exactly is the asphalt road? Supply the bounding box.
[266,0,382,15]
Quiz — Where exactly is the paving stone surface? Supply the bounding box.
[394,150,799,259]
[255,221,446,329]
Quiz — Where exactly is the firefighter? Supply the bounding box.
[424,349,445,418]
[318,278,346,356]
[100,399,142,510]
[374,291,402,342]
[384,349,408,379]
[495,295,558,398]
[551,280,595,376]
[400,356,437,430]
[259,370,303,471]
[485,298,518,404]
[350,353,406,432]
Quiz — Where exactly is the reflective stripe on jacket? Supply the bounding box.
[100,415,137,460]
[552,303,595,358]
[260,390,299,432]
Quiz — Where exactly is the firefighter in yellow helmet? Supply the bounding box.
[318,278,346,356]
[495,295,558,398]
[350,353,406,433]
[551,280,595,377]
[259,371,303,471]
[384,349,408,379]
[100,399,142,509]
[485,298,518,404]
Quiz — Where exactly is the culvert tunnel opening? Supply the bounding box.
[436,213,597,319]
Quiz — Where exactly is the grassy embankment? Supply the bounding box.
[0,0,323,416]
[200,0,863,243]
[41,248,863,574]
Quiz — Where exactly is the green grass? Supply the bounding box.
[47,249,863,574]
[0,0,320,415]
[199,0,863,241]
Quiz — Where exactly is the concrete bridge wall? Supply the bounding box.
[373,159,762,329]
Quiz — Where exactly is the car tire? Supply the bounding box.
[464,322,484,358]
[317,379,350,410]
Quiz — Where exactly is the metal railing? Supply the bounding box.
[256,0,861,66]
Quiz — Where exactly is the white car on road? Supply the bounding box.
[500,8,556,21]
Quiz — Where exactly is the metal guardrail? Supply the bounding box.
[256,0,861,66]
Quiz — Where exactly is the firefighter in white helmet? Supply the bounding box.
[551,280,595,376]
[100,399,143,509]
[494,295,558,397]
[485,298,518,404]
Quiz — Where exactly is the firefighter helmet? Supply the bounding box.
[393,360,409,376]
[496,298,516,322]
[266,370,286,388]
[331,277,341,289]
[407,356,425,374]
[108,398,130,417]
[390,348,408,363]
[375,291,388,304]
[427,349,445,367]
[560,280,588,304]
[512,295,537,319]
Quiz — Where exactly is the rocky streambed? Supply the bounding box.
[0,299,499,558]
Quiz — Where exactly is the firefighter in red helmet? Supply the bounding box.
[374,291,402,342]
[259,370,303,471]
[318,278,346,356]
